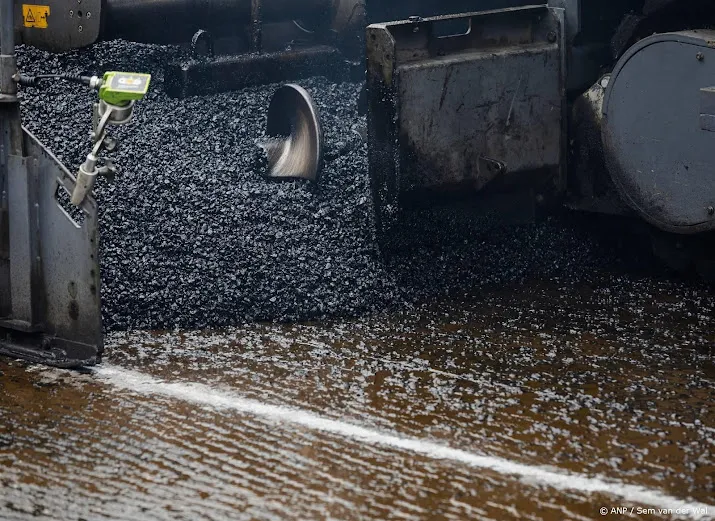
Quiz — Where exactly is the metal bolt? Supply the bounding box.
[86,11,91,18]
[708,206,714,216]
[697,52,705,61]
[547,31,557,43]
[78,25,83,32]
[69,9,73,16]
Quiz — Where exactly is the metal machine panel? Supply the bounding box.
[0,129,102,367]
[367,6,565,239]
[32,130,102,349]
[7,154,39,324]
[17,0,101,51]
[397,44,562,193]
[602,31,715,234]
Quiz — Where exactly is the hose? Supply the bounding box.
[16,73,94,88]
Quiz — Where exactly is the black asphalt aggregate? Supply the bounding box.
[14,40,677,331]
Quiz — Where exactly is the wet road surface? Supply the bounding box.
[1,275,714,520]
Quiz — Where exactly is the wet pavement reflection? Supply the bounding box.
[1,275,714,520]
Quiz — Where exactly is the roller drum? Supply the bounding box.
[601,30,715,234]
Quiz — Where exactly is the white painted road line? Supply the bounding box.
[97,365,715,521]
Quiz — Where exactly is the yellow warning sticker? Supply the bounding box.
[23,4,50,29]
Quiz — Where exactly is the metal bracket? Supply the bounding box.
[191,29,215,60]
[700,86,715,132]
[164,45,355,98]
[547,0,581,41]
[6,154,41,327]
[0,55,17,102]
[250,0,263,52]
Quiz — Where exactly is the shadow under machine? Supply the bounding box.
[1,0,714,367]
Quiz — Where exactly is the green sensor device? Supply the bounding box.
[99,71,151,106]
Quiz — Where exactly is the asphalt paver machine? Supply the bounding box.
[1,0,714,368]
